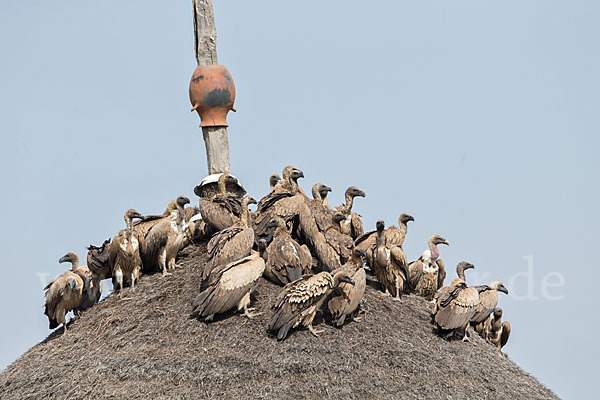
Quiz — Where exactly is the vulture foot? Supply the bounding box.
[162,271,172,277]
[353,316,363,322]
[243,307,263,319]
[308,325,324,337]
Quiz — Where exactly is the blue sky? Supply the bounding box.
[1,1,598,399]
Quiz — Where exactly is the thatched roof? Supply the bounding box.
[0,241,557,399]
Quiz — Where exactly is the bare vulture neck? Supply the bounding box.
[69,256,80,271]
[241,203,250,226]
[376,229,385,246]
[428,239,440,260]
[339,193,354,214]
[311,187,322,202]
[217,175,227,195]
[125,216,133,238]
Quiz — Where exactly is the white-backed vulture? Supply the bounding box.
[203,196,256,281]
[142,196,191,276]
[274,165,309,200]
[369,220,410,299]
[269,270,355,340]
[191,251,265,321]
[433,261,475,315]
[109,209,144,292]
[470,280,509,330]
[308,183,333,232]
[269,174,281,192]
[335,186,366,239]
[483,307,511,350]
[263,218,312,285]
[323,213,354,265]
[198,173,244,232]
[355,213,414,274]
[432,263,482,341]
[327,249,367,327]
[44,252,87,333]
[408,234,450,300]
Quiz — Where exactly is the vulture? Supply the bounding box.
[269,174,281,192]
[134,200,176,240]
[308,183,333,232]
[470,280,509,332]
[109,209,144,292]
[483,308,511,350]
[263,218,312,285]
[433,261,475,315]
[274,165,309,200]
[336,186,366,239]
[191,251,265,321]
[408,234,450,300]
[87,239,112,281]
[269,270,355,341]
[198,173,244,232]
[203,196,256,281]
[327,249,367,327]
[355,213,414,274]
[370,220,410,299]
[323,213,354,266]
[142,195,191,276]
[432,262,481,341]
[44,252,89,333]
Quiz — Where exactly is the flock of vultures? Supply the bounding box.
[43,166,510,350]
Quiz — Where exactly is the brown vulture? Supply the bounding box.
[335,186,365,239]
[191,251,265,321]
[327,249,367,327]
[268,270,355,340]
[470,280,509,332]
[323,213,354,266]
[141,195,190,276]
[433,261,475,315]
[109,209,144,292]
[484,308,511,350]
[198,173,244,232]
[203,196,256,281]
[308,183,333,232]
[269,174,281,192]
[263,218,312,285]
[408,234,450,300]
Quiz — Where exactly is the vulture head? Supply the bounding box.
[398,213,415,225]
[217,173,240,194]
[332,213,347,227]
[124,209,143,222]
[258,239,268,258]
[430,234,450,247]
[311,183,332,201]
[242,196,258,207]
[376,220,385,233]
[332,270,356,287]
[269,174,281,190]
[493,307,503,319]
[490,280,509,295]
[282,165,304,182]
[266,217,287,231]
[345,186,366,199]
[456,261,475,273]
[59,252,80,269]
[176,196,191,208]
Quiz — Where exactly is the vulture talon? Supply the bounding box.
[308,325,324,337]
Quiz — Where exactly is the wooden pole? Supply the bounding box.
[192,0,230,175]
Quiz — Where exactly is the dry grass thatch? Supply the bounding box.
[0,241,558,399]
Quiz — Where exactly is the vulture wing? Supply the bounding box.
[265,236,312,285]
[501,321,511,348]
[436,258,446,290]
[434,285,479,330]
[470,287,498,324]
[141,219,169,273]
[192,253,265,318]
[199,198,240,231]
[204,226,254,280]
[86,239,112,279]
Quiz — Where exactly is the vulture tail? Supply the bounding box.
[277,321,293,341]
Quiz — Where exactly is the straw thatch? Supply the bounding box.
[0,241,557,399]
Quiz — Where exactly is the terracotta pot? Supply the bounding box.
[189,64,236,127]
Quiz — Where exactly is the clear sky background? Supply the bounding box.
[0,1,598,399]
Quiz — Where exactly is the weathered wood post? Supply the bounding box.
[191,0,231,175]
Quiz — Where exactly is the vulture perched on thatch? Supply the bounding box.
[109,209,144,292]
[141,196,190,276]
[335,186,366,239]
[328,249,367,327]
[198,173,244,232]
[323,213,354,266]
[432,262,481,341]
[269,270,355,340]
[433,261,475,315]
[470,280,509,333]
[368,220,410,299]
[262,218,312,285]
[355,213,414,278]
[308,183,333,232]
[203,196,256,281]
[483,307,511,350]
[83,239,111,309]
[44,252,90,333]
[191,251,265,321]
[408,234,450,300]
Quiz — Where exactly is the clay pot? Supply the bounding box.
[189,64,236,127]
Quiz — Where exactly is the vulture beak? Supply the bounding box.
[183,197,191,205]
[247,197,258,205]
[338,214,347,220]
[499,285,509,295]
[465,263,475,270]
[406,215,415,222]
[357,190,366,197]
[324,186,332,192]
[442,239,450,246]
[58,256,68,264]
